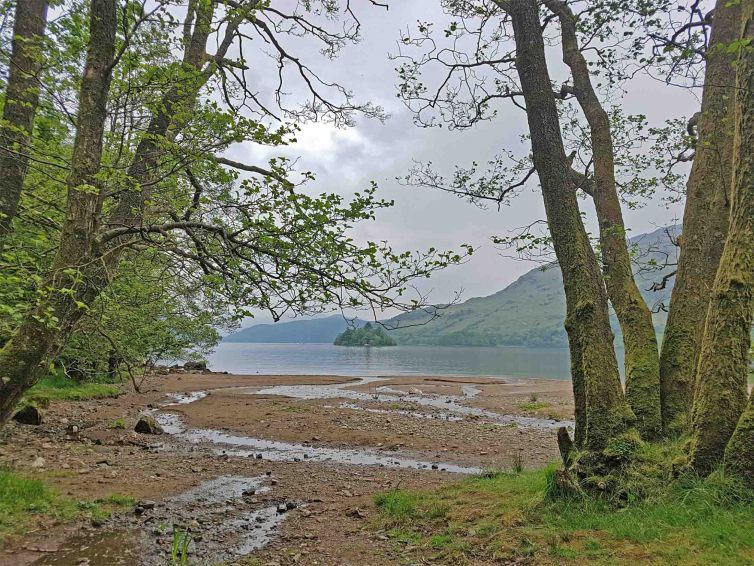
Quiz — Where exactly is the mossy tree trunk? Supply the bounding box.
[0,0,117,423]
[725,389,754,484]
[546,0,662,439]
[504,0,633,452]
[659,0,740,434]
[0,0,49,248]
[689,3,754,476]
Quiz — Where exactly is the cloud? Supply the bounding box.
[226,1,694,316]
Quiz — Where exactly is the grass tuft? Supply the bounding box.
[518,401,552,411]
[373,444,754,564]
[0,470,136,546]
[0,469,78,543]
[24,374,121,405]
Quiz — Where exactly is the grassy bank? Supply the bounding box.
[24,373,121,405]
[0,469,134,546]
[375,456,754,564]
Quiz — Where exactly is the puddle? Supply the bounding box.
[31,530,140,565]
[334,402,463,422]
[33,475,291,566]
[165,391,208,405]
[155,412,481,475]
[136,475,288,564]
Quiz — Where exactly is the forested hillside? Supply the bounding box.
[390,226,678,347]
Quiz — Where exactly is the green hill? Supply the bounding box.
[224,227,678,348]
[387,226,677,347]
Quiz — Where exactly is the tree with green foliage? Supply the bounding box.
[334,322,396,347]
[392,0,754,478]
[392,0,693,453]
[0,0,467,424]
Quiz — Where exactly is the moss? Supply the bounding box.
[623,331,662,439]
[725,391,754,484]
[659,0,741,437]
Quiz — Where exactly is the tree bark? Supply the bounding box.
[546,0,662,439]
[0,0,49,247]
[0,0,116,423]
[659,0,740,434]
[725,389,754,484]
[505,0,633,452]
[691,3,754,475]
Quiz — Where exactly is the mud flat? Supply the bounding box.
[0,373,573,565]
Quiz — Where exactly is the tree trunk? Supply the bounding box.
[547,0,662,439]
[725,389,754,484]
[659,0,740,434]
[0,0,116,423]
[506,0,633,452]
[690,3,754,475]
[0,0,49,247]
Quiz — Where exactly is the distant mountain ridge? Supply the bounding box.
[224,315,367,343]
[224,226,678,347]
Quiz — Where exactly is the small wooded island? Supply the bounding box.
[333,323,396,347]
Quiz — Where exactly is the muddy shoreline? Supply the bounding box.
[0,373,574,565]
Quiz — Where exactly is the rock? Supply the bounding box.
[139,500,156,510]
[13,406,42,425]
[285,501,296,510]
[134,416,163,435]
[31,456,46,469]
[183,360,207,371]
[346,508,367,519]
[276,503,288,514]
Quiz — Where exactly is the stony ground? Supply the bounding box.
[0,373,574,565]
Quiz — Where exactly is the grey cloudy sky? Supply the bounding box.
[227,1,697,322]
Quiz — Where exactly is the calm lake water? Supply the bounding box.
[208,343,627,380]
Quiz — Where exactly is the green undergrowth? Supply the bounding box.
[0,469,134,546]
[23,373,121,405]
[374,441,754,565]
